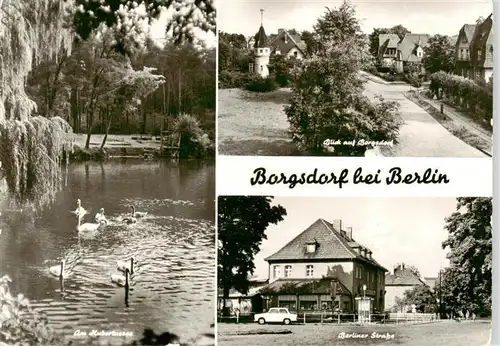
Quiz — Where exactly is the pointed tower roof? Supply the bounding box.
[254,25,268,48]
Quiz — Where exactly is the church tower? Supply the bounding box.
[252,9,270,78]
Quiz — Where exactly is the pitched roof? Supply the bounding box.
[378,33,400,50]
[397,33,430,62]
[424,277,438,290]
[462,24,477,43]
[470,13,493,68]
[258,278,352,295]
[264,218,387,271]
[269,30,306,56]
[254,25,268,48]
[385,266,426,286]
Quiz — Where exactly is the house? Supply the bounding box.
[217,278,269,315]
[246,36,255,50]
[455,24,477,78]
[384,263,427,312]
[269,29,306,59]
[378,33,430,72]
[258,219,388,314]
[378,33,400,66]
[469,14,493,82]
[394,34,430,73]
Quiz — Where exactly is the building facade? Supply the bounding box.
[258,219,387,314]
[269,29,306,60]
[455,24,477,78]
[378,33,429,73]
[384,263,427,312]
[469,14,493,82]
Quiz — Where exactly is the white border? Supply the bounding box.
[217,156,492,197]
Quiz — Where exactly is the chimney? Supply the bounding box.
[346,227,353,240]
[331,219,342,231]
[367,251,372,260]
[278,28,285,35]
[361,248,366,257]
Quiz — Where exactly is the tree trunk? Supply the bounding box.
[100,115,113,150]
[222,286,231,317]
[178,67,182,115]
[142,96,147,134]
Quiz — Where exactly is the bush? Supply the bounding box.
[245,75,278,92]
[404,73,422,88]
[218,70,249,89]
[174,113,213,159]
[376,66,392,73]
[430,71,492,124]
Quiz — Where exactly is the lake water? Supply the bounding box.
[0,159,215,345]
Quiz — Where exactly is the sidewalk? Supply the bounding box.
[359,70,408,85]
[418,92,492,152]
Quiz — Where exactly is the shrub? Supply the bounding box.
[245,75,278,92]
[0,275,61,345]
[218,70,249,89]
[404,73,422,88]
[430,71,492,124]
[173,113,213,159]
[376,66,391,73]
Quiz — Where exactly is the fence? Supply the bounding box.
[388,312,438,324]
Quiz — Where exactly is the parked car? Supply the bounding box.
[254,308,298,325]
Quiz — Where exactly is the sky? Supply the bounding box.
[145,6,216,48]
[219,0,493,37]
[251,197,461,280]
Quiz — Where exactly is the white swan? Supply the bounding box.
[49,260,65,278]
[117,257,135,274]
[71,199,88,218]
[95,208,107,223]
[77,214,106,232]
[111,268,130,287]
[131,205,147,218]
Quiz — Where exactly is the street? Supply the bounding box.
[218,320,491,346]
[362,79,486,157]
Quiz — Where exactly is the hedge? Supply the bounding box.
[218,70,250,89]
[429,71,493,124]
[245,74,279,92]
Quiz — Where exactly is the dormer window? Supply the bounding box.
[306,241,317,253]
[284,33,288,44]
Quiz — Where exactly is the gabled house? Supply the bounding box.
[455,24,477,78]
[384,263,427,312]
[469,14,493,82]
[395,34,430,72]
[259,219,388,314]
[377,33,430,72]
[378,33,400,66]
[269,29,306,59]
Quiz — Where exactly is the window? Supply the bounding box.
[273,265,281,279]
[294,51,298,57]
[306,265,314,277]
[259,48,262,54]
[378,273,382,284]
[278,308,288,314]
[268,308,278,314]
[306,243,316,253]
[343,302,349,311]
[249,63,254,73]
[460,49,464,59]
[260,65,263,72]
[284,265,292,277]
[356,267,362,279]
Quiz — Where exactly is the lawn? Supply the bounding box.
[217,88,301,156]
[217,320,491,346]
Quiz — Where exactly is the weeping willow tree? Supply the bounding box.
[0,0,74,209]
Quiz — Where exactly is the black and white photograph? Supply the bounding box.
[217,196,492,346]
[218,0,493,157]
[0,1,215,345]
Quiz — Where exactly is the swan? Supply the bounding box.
[71,199,88,218]
[111,268,130,287]
[77,214,106,232]
[49,260,65,278]
[95,208,107,223]
[131,205,147,218]
[117,257,135,274]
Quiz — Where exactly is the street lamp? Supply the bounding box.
[363,284,367,299]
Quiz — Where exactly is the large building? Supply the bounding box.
[455,14,493,83]
[258,219,388,314]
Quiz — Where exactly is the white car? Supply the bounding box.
[254,308,298,325]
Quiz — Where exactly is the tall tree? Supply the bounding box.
[423,35,456,74]
[440,197,492,316]
[394,284,436,313]
[218,196,287,315]
[285,1,403,155]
